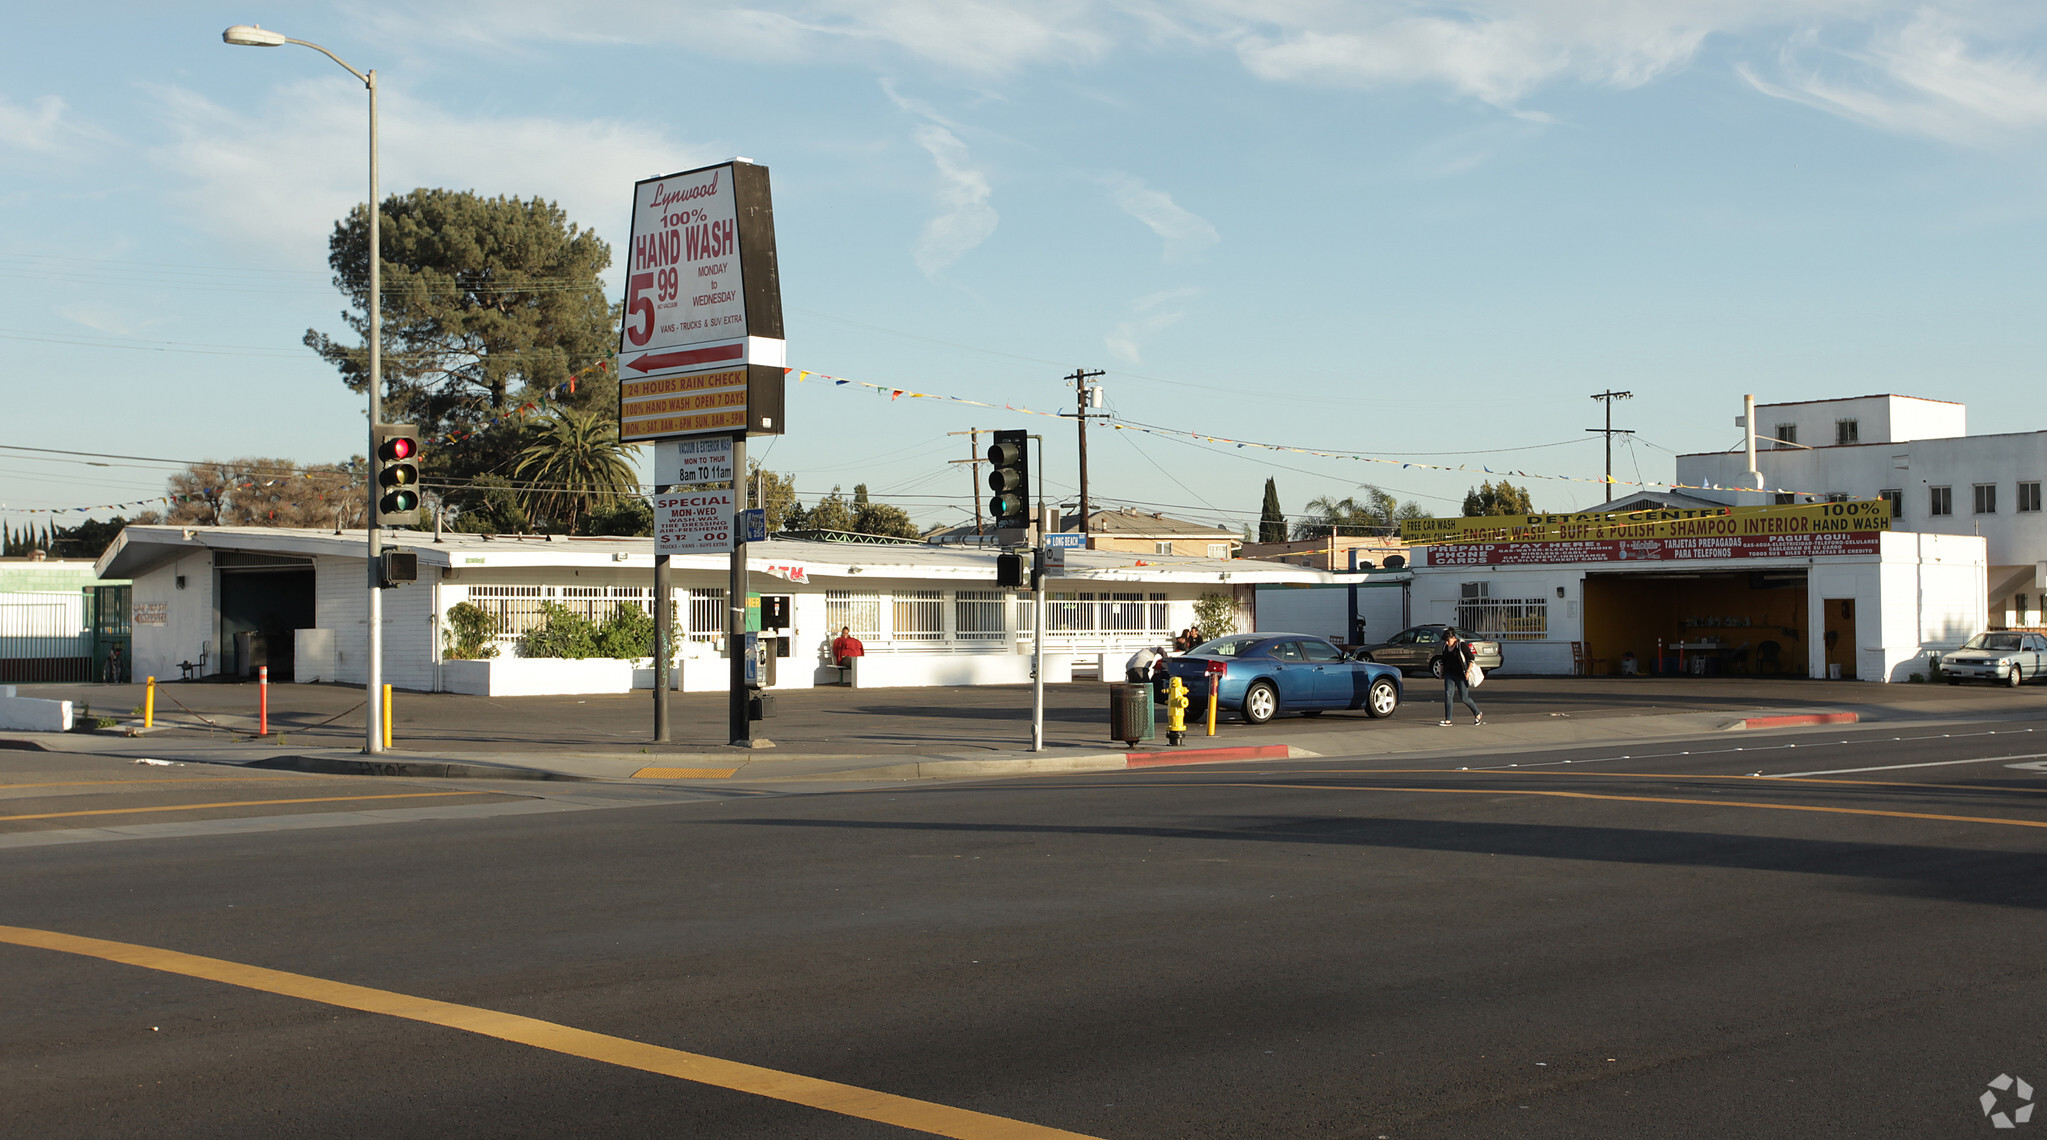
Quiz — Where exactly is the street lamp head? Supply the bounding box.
[222,25,288,46]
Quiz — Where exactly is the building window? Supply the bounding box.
[2021,482,2042,513]
[1773,493,1795,506]
[1154,541,1174,555]
[1879,489,1902,518]
[1825,493,1849,503]
[1207,543,1229,559]
[825,590,880,638]
[1836,419,1859,445]
[892,590,944,641]
[686,587,727,644]
[1930,486,1953,516]
[1774,423,1797,448]
[1975,483,1998,514]
[1455,596,1548,641]
[954,591,1008,641]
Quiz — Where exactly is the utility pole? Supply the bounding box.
[947,428,985,538]
[1063,368,1106,544]
[1587,389,1635,496]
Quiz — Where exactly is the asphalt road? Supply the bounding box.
[6,714,2047,1137]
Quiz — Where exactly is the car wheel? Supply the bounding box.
[2008,667,2024,688]
[1355,652,1375,663]
[1429,657,1445,679]
[1242,681,1279,725]
[1364,677,1399,719]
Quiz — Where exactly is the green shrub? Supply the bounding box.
[443,602,502,660]
[516,602,601,659]
[1193,593,1239,639]
[594,604,657,659]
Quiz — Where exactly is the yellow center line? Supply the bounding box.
[1221,781,2047,829]
[1217,768,2046,793]
[0,777,334,791]
[0,925,1098,1140]
[0,791,488,824]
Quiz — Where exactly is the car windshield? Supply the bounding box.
[1192,635,1262,657]
[1963,633,2024,652]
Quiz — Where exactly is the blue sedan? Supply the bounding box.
[1156,633,1404,725]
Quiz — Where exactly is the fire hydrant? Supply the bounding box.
[1165,676,1190,746]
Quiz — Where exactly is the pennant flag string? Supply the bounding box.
[787,366,1842,500]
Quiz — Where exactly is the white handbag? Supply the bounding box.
[1466,661,1485,687]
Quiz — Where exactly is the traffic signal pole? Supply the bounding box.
[364,70,382,756]
[1031,433,1046,752]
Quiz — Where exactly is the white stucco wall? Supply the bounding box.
[126,550,217,682]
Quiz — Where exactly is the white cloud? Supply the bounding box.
[1105,286,1199,363]
[910,124,999,275]
[1740,12,2047,145]
[146,78,711,272]
[360,0,1115,78]
[1106,174,1219,261]
[0,93,103,157]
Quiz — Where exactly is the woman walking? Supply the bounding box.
[1439,629,1484,727]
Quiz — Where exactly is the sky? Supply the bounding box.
[5,0,2047,538]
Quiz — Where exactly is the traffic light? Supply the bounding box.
[996,553,1023,587]
[378,550,418,589]
[373,423,423,526]
[986,429,1030,537]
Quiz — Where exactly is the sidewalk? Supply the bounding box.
[8,675,2041,786]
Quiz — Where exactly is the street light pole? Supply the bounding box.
[223,25,385,753]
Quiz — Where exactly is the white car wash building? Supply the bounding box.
[1677,394,2046,628]
[96,525,1327,694]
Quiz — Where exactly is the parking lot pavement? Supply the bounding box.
[8,674,2047,785]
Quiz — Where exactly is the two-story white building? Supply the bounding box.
[1677,395,2046,628]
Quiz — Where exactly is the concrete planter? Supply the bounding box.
[441,656,636,697]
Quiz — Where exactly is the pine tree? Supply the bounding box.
[1258,477,1286,543]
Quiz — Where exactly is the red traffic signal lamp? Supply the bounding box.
[373,423,423,526]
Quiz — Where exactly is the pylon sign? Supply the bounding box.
[617,160,786,443]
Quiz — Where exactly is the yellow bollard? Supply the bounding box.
[144,676,156,728]
[381,684,393,750]
[1165,677,1189,746]
[1205,679,1219,737]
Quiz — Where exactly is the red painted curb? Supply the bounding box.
[1124,744,1292,768]
[1738,712,1860,729]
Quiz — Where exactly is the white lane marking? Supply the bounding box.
[2007,761,2047,771]
[1766,753,2047,778]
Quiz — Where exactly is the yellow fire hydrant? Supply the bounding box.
[1164,676,1190,746]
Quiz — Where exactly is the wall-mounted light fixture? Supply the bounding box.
[175,576,187,590]
[1557,586,1566,598]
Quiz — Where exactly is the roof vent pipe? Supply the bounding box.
[1744,394,1765,491]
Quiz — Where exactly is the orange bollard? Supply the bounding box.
[258,666,269,736]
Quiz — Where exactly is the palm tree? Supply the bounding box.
[511,408,641,532]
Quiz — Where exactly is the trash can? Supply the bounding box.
[1108,683,1157,746]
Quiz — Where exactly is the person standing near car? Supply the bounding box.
[1439,630,1483,727]
[1125,644,1165,682]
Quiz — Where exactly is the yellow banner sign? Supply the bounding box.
[1398,500,1892,544]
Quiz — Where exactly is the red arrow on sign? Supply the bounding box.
[625,343,746,373]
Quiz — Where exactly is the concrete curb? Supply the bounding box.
[1733,712,1861,730]
[242,754,592,782]
[758,742,1311,782]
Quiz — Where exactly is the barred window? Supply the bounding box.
[1046,591,1096,633]
[893,590,944,641]
[955,590,1008,641]
[1148,592,1170,633]
[1455,597,1548,641]
[1100,591,1147,633]
[826,590,881,637]
[688,588,726,643]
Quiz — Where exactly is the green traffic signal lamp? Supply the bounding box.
[985,429,1030,533]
